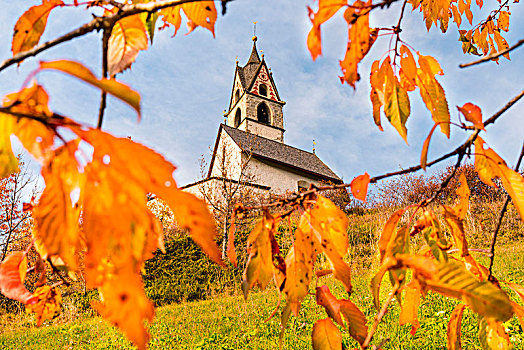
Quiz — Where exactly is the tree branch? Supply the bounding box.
[97,27,111,129]
[459,38,524,68]
[487,141,524,281]
[0,0,215,72]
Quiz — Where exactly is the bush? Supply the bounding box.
[143,234,242,306]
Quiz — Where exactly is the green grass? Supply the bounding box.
[1,245,523,349]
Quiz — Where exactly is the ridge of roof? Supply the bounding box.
[222,124,341,182]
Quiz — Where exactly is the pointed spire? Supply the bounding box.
[246,36,261,66]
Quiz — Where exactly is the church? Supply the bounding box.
[182,37,341,197]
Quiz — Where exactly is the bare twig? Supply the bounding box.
[392,0,408,67]
[97,27,111,129]
[0,0,213,72]
[362,281,401,349]
[487,141,524,281]
[460,38,524,68]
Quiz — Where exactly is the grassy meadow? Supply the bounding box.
[1,200,523,349]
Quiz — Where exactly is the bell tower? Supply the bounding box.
[224,36,286,143]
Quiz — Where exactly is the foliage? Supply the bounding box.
[0,0,523,349]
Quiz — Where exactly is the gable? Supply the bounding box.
[228,69,245,110]
[250,64,278,101]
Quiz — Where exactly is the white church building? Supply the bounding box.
[182,37,341,196]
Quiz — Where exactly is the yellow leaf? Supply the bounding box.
[26,286,62,326]
[282,244,314,316]
[378,208,405,262]
[507,282,524,303]
[0,252,37,305]
[384,64,410,143]
[108,13,149,76]
[478,317,512,350]
[455,172,470,219]
[420,122,439,170]
[11,0,64,56]
[493,30,510,60]
[475,137,524,220]
[242,212,276,298]
[311,318,343,350]
[447,303,465,349]
[160,1,217,37]
[443,206,468,257]
[416,66,450,138]
[399,45,417,83]
[39,60,141,118]
[396,255,514,322]
[369,60,384,131]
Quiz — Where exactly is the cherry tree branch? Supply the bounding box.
[97,27,111,129]
[0,0,214,72]
[487,141,524,281]
[459,38,524,68]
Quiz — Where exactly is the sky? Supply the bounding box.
[0,1,523,192]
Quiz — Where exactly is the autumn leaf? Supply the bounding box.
[350,172,370,201]
[11,0,64,56]
[92,266,154,350]
[399,279,422,334]
[242,212,276,298]
[315,285,368,345]
[447,303,465,349]
[108,13,149,76]
[32,140,83,270]
[227,209,238,267]
[384,62,410,143]
[160,1,217,37]
[39,60,141,118]
[493,30,510,60]
[507,282,524,303]
[443,206,467,257]
[420,122,439,170]
[455,172,470,219]
[378,208,405,262]
[339,1,377,88]
[370,60,385,131]
[457,102,484,130]
[26,285,62,326]
[478,317,512,350]
[306,0,348,60]
[475,137,524,220]
[0,251,37,305]
[0,114,19,177]
[498,11,510,32]
[311,318,343,350]
[396,255,514,322]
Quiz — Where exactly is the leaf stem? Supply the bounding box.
[459,38,524,68]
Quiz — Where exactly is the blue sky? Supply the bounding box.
[1,1,523,189]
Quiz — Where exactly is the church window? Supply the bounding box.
[298,180,309,192]
[234,109,241,127]
[257,103,270,124]
[235,89,240,103]
[259,84,268,97]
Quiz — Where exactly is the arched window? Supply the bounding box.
[235,89,240,103]
[259,84,268,97]
[234,109,241,127]
[257,103,270,124]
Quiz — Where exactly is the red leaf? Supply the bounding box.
[350,172,370,201]
[457,102,484,130]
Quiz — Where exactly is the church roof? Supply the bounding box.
[237,39,262,90]
[221,124,342,183]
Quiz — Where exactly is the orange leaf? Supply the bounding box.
[0,114,19,177]
[32,140,83,270]
[311,318,343,350]
[39,60,141,119]
[108,13,149,76]
[378,208,405,262]
[26,285,62,326]
[92,266,154,350]
[350,172,370,201]
[455,172,470,220]
[11,0,64,56]
[399,45,417,83]
[447,303,465,349]
[226,209,237,267]
[306,0,347,60]
[457,102,484,130]
[160,1,217,37]
[442,206,468,257]
[399,280,421,334]
[384,62,410,143]
[0,251,37,305]
[420,122,440,170]
[242,212,276,298]
[507,282,524,303]
[475,137,524,220]
[493,30,510,60]
[339,2,377,88]
[478,317,512,350]
[369,60,384,131]
[497,11,509,32]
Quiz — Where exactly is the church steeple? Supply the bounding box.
[224,36,286,143]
